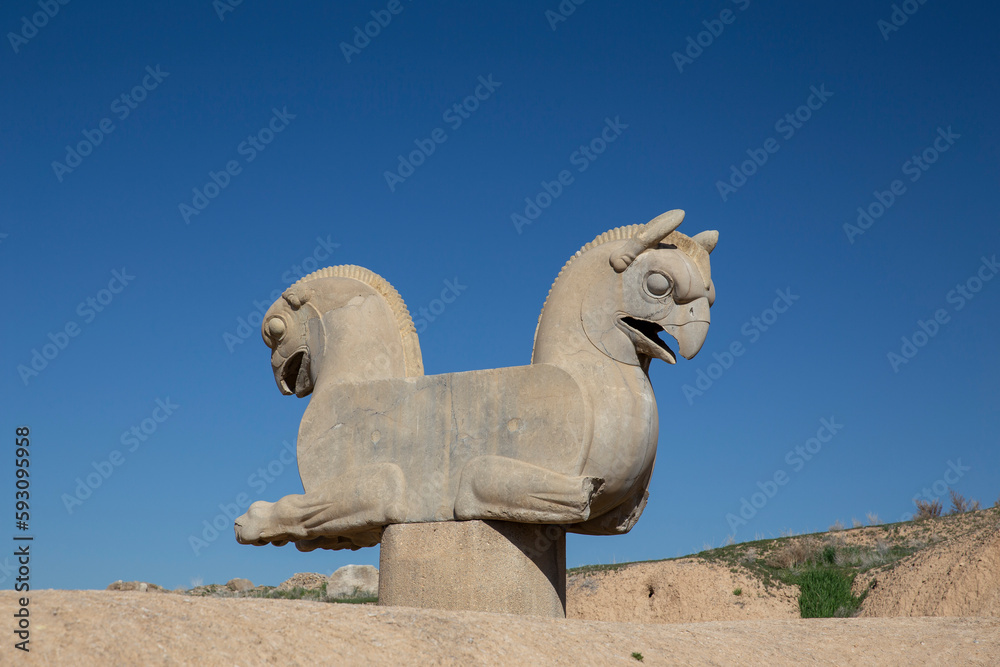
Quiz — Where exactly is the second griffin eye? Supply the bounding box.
[645,272,672,298]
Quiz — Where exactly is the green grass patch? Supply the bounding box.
[795,568,863,618]
[567,555,681,577]
[330,595,379,604]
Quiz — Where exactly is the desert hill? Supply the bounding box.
[569,506,1000,623]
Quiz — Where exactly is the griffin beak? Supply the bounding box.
[660,296,712,360]
[616,295,712,366]
[661,321,709,359]
[274,348,312,397]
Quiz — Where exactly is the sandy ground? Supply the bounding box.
[2,590,997,666]
[6,511,996,664]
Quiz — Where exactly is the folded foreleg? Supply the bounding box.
[234,462,406,550]
[454,455,604,524]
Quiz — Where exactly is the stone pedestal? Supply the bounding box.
[378,520,566,618]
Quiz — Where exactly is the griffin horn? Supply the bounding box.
[610,209,686,273]
[692,230,719,254]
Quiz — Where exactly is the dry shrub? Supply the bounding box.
[740,547,759,565]
[875,539,891,556]
[766,538,821,569]
[823,534,846,549]
[948,489,980,514]
[866,511,881,525]
[855,551,876,569]
[914,498,942,520]
[828,520,845,532]
[851,517,863,528]
[834,549,856,567]
[856,540,891,569]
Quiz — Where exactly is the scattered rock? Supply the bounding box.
[277,572,329,592]
[106,581,164,593]
[226,578,254,592]
[328,564,379,599]
[188,584,230,597]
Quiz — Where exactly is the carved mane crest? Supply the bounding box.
[295,265,424,376]
[537,225,642,320]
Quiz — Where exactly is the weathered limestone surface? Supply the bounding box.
[379,521,566,618]
[233,209,718,616]
[235,210,717,552]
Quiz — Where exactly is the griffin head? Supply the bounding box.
[261,266,424,398]
[261,284,315,398]
[582,210,718,369]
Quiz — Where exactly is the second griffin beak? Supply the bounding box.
[660,297,711,360]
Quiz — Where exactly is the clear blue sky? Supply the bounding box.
[2,1,998,591]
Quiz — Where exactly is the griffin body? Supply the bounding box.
[235,210,717,551]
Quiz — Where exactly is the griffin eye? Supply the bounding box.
[645,272,672,298]
[266,317,286,342]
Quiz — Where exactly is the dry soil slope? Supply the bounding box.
[571,510,1000,623]
[858,515,1000,617]
[567,557,800,623]
[5,590,998,666]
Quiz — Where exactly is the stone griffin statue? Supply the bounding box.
[235,210,717,551]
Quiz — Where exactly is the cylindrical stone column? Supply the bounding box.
[378,520,566,618]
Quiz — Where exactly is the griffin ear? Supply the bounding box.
[283,288,309,310]
[693,230,719,254]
